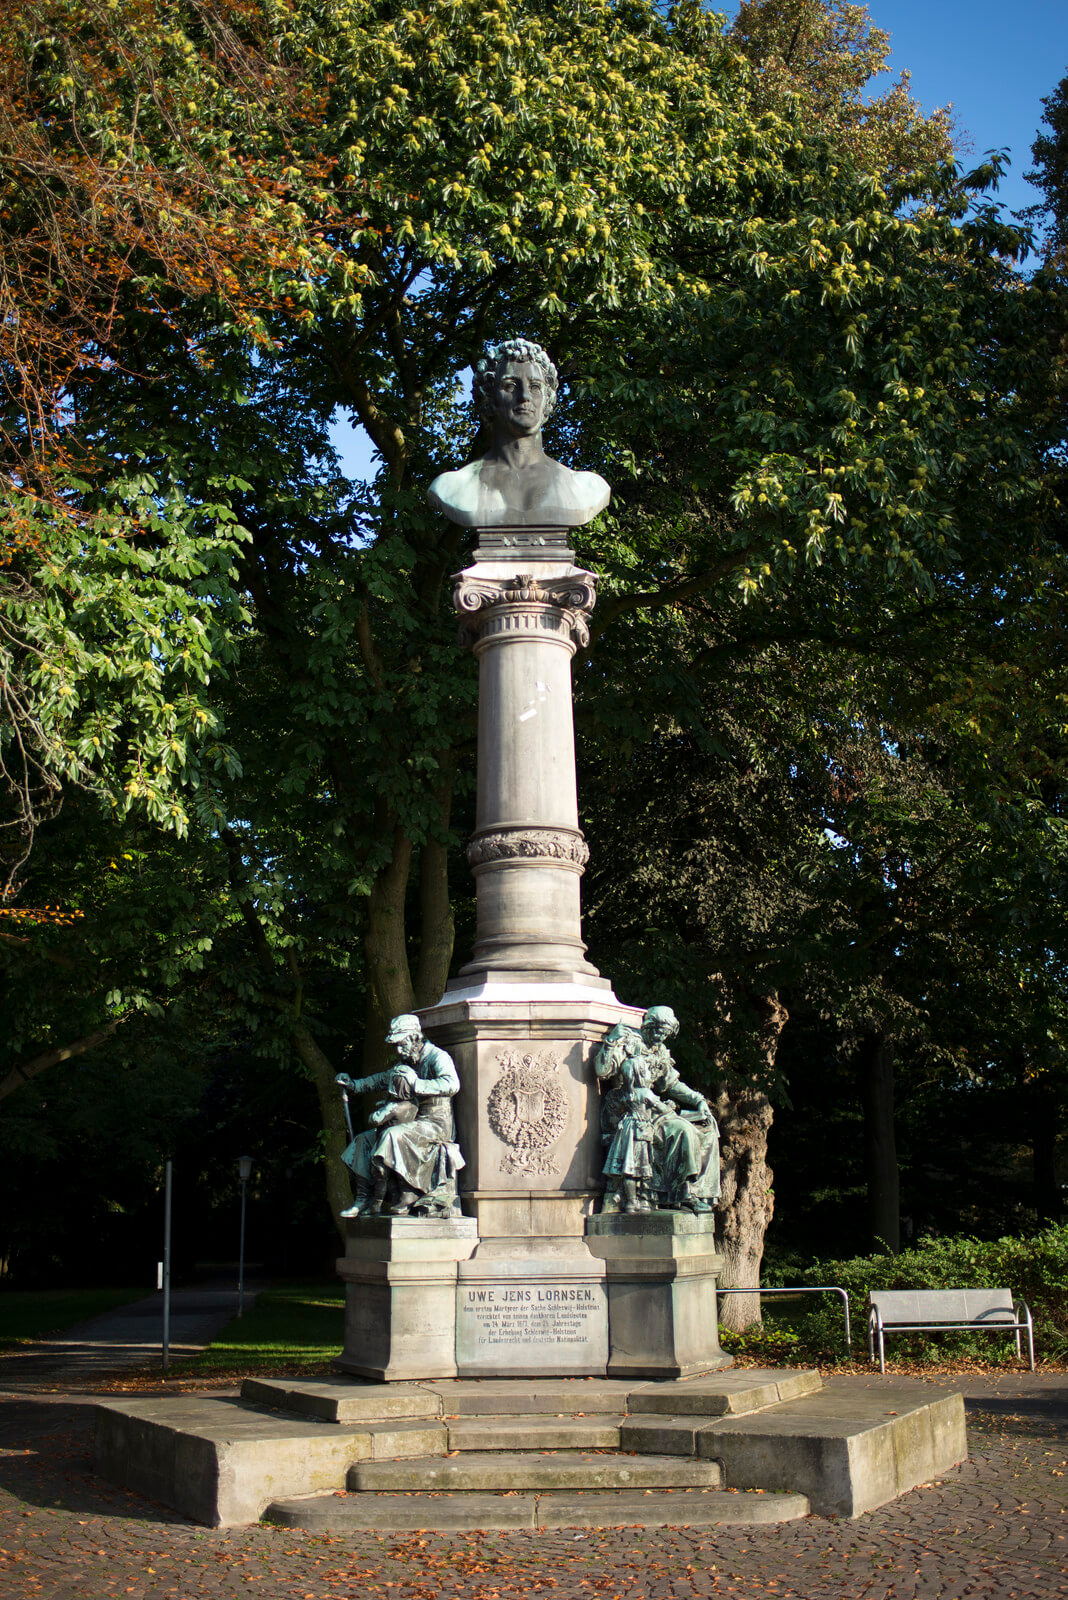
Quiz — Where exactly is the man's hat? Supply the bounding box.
[386,1013,422,1043]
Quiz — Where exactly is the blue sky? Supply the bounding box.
[864,0,1066,220]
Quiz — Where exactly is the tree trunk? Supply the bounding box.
[362,823,416,1076]
[414,764,456,1008]
[714,994,786,1332]
[858,1029,899,1252]
[291,1023,352,1230]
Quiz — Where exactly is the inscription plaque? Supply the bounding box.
[456,1279,608,1375]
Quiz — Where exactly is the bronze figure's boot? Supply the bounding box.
[366,1170,390,1215]
[339,1178,372,1220]
[680,1181,711,1214]
[391,1183,421,1215]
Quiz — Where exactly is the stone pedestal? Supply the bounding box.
[335,1216,477,1381]
[420,979,642,1377]
[585,1212,731,1379]
[393,534,631,1378]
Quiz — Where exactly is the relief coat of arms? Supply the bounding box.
[487,1048,569,1175]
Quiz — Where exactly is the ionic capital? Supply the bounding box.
[453,570,598,650]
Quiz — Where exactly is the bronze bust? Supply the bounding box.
[428,338,611,528]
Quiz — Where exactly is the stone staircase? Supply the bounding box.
[260,1371,814,1532]
[94,1368,967,1529]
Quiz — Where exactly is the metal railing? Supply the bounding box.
[717,1283,852,1348]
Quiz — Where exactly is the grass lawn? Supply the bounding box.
[174,1282,344,1377]
[0,1287,147,1346]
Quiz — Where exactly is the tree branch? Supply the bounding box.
[0,1019,121,1104]
[588,554,751,645]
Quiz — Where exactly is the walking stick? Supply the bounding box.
[339,1080,354,1143]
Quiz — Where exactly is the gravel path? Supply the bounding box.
[0,1372,1065,1599]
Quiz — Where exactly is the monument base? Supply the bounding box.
[337,985,731,1383]
[415,978,638,1378]
[335,1216,478,1381]
[585,1211,731,1379]
[94,1370,969,1526]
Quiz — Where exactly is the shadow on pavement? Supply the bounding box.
[963,1391,1068,1421]
[0,1396,189,1525]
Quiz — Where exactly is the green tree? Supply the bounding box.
[1027,65,1068,263]
[581,517,1068,1290]
[0,0,321,889]
[730,0,953,177]
[3,0,1064,1280]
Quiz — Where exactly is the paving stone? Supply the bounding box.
[349,1449,723,1492]
[4,1374,1067,1600]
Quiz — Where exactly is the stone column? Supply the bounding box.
[453,564,603,985]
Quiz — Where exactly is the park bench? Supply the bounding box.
[867,1288,1034,1373]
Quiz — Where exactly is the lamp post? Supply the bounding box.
[237,1156,253,1317]
[161,1158,173,1374]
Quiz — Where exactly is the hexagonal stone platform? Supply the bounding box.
[94,1368,966,1528]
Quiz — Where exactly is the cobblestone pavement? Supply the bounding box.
[0,1374,1065,1600]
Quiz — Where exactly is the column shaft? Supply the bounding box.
[453,566,599,981]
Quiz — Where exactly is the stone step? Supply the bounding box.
[95,1396,447,1528]
[622,1414,718,1455]
[537,1486,809,1529]
[349,1449,722,1493]
[241,1378,440,1424]
[268,1490,536,1530]
[447,1414,624,1451]
[429,1378,637,1415]
[98,1370,966,1528]
[265,1486,809,1532]
[628,1369,822,1416]
[238,1371,825,1425]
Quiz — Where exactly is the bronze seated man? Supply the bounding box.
[336,1014,464,1219]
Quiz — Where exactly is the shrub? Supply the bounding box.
[718,1321,808,1364]
[739,1225,1068,1366]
